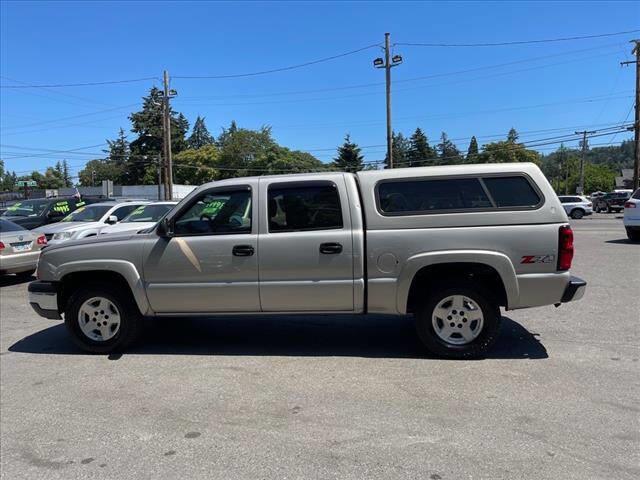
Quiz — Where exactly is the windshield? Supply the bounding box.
[1,200,49,217]
[121,204,174,223]
[62,205,111,222]
[0,218,27,233]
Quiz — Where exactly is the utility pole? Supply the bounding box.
[373,33,403,168]
[575,130,596,195]
[162,70,177,200]
[157,154,162,201]
[621,40,640,191]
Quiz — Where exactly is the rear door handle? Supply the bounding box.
[232,245,255,256]
[319,242,343,254]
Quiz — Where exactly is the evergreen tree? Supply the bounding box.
[385,132,410,168]
[408,128,437,167]
[187,116,214,149]
[466,136,479,163]
[507,128,519,143]
[54,161,63,177]
[62,160,72,187]
[104,128,130,184]
[437,132,462,164]
[333,134,364,172]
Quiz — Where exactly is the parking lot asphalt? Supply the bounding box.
[1,213,638,480]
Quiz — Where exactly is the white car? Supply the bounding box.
[100,202,177,236]
[623,188,640,241]
[558,195,593,219]
[41,201,149,245]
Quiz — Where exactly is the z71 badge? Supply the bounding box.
[521,255,555,264]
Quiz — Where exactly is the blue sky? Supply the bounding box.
[0,0,638,179]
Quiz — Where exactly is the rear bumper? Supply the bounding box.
[561,276,587,303]
[0,251,40,274]
[28,281,61,320]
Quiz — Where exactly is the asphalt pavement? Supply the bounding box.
[1,213,638,480]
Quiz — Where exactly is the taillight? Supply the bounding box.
[36,235,47,246]
[558,225,574,271]
[0,241,5,250]
[625,202,636,209]
[587,203,592,207]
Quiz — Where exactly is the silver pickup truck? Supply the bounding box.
[28,163,586,358]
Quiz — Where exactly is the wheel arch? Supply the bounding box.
[398,251,518,314]
[55,260,151,316]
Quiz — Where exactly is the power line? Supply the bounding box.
[173,43,381,79]
[396,29,640,48]
[0,76,159,89]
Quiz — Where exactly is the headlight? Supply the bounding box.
[52,231,75,240]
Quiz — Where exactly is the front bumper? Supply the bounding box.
[561,276,587,303]
[28,281,61,320]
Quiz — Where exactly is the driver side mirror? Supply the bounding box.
[157,217,174,238]
[106,215,118,225]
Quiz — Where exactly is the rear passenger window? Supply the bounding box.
[482,176,541,208]
[268,183,343,232]
[633,189,640,200]
[377,178,492,214]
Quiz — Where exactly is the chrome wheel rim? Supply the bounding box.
[77,297,121,342]
[431,295,484,345]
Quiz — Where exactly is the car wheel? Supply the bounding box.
[571,209,584,219]
[627,227,640,242]
[415,284,501,359]
[64,285,142,354]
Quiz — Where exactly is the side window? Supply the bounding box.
[174,189,252,235]
[111,205,140,221]
[482,176,541,208]
[268,183,343,233]
[559,197,569,204]
[377,178,492,215]
[633,189,640,200]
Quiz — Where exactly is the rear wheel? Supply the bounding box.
[570,209,584,219]
[415,284,501,359]
[627,227,640,242]
[64,285,142,353]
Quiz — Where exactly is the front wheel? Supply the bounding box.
[627,227,640,242]
[415,285,501,359]
[571,209,584,219]
[64,285,142,353]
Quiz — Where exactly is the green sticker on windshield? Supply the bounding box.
[7,202,22,211]
[52,201,70,214]
[131,206,145,215]
[202,200,225,216]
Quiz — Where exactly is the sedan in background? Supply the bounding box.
[623,188,640,241]
[558,195,593,219]
[40,201,148,245]
[100,201,177,235]
[0,218,47,277]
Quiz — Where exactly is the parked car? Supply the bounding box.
[0,218,47,277]
[40,200,149,245]
[29,163,586,359]
[99,202,177,236]
[593,191,631,213]
[558,195,593,219]
[623,188,640,241]
[1,197,85,230]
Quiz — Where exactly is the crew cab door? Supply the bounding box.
[142,182,260,314]
[258,175,355,312]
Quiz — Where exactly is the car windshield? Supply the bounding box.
[1,200,49,217]
[0,218,27,232]
[121,204,174,223]
[61,205,111,222]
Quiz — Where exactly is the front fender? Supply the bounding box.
[395,250,519,313]
[52,259,151,315]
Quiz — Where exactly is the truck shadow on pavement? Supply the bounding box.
[0,274,35,288]
[9,315,548,360]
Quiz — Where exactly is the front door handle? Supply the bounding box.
[232,245,255,256]
[319,242,343,254]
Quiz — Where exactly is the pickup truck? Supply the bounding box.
[28,163,586,359]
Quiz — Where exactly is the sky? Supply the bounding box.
[0,0,638,180]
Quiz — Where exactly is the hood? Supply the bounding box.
[39,221,99,234]
[44,231,137,252]
[100,221,156,235]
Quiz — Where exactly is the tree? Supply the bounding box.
[187,116,214,149]
[54,161,63,178]
[408,128,437,167]
[216,121,277,179]
[62,160,72,187]
[173,145,219,184]
[385,132,410,168]
[466,136,479,163]
[128,87,190,184]
[0,160,18,191]
[507,127,519,143]
[479,129,540,165]
[333,134,364,172]
[249,146,325,176]
[437,132,462,164]
[77,159,123,186]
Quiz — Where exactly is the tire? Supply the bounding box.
[607,206,612,213]
[415,283,501,359]
[64,284,142,354]
[570,209,584,219]
[627,227,640,242]
[16,269,36,278]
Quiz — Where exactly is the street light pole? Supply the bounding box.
[621,40,640,191]
[373,33,403,168]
